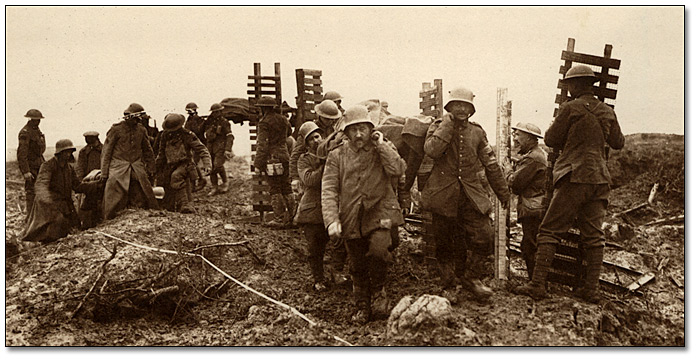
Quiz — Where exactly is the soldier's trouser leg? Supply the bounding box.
[24,176,36,213]
[303,223,330,283]
[576,184,609,302]
[520,217,541,280]
[432,213,464,289]
[210,169,219,188]
[345,237,373,312]
[127,172,146,209]
[171,164,193,212]
[328,237,348,280]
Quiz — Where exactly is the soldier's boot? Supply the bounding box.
[574,246,605,304]
[461,254,494,301]
[219,170,229,193]
[265,194,286,228]
[521,240,536,280]
[351,277,372,325]
[437,261,458,304]
[208,173,219,196]
[176,188,195,214]
[371,287,390,319]
[513,243,556,300]
[282,193,297,228]
[351,301,371,325]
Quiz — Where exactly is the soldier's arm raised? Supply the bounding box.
[321,150,341,229]
[423,117,453,159]
[544,104,571,149]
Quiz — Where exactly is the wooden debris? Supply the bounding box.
[670,275,684,288]
[612,183,660,218]
[643,214,684,227]
[657,257,669,272]
[625,272,655,292]
[70,244,118,320]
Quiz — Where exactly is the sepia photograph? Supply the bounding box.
[4,4,688,350]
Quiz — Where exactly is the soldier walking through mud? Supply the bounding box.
[21,139,103,242]
[294,121,348,292]
[503,123,547,279]
[253,97,295,228]
[204,103,234,196]
[77,131,104,229]
[156,113,212,213]
[422,87,510,304]
[514,65,625,303]
[101,103,159,220]
[17,109,46,214]
[185,102,209,191]
[321,105,406,324]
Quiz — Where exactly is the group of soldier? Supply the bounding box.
[15,64,624,325]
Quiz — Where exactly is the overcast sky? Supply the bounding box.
[4,5,685,158]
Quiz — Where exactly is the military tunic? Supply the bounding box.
[17,122,46,211]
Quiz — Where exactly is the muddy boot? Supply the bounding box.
[461,253,494,301]
[574,246,604,304]
[351,301,371,325]
[513,243,556,300]
[208,173,219,196]
[175,188,195,214]
[371,287,390,319]
[282,193,297,228]
[438,261,456,289]
[219,170,229,193]
[266,194,286,228]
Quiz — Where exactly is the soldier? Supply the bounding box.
[21,139,102,242]
[253,97,295,228]
[101,103,159,220]
[422,87,510,303]
[322,105,406,324]
[322,90,345,115]
[514,65,624,303]
[185,102,208,191]
[204,103,234,196]
[504,123,547,280]
[289,100,343,194]
[155,113,212,213]
[294,121,348,291]
[77,131,104,229]
[17,109,46,213]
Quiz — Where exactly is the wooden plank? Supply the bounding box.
[248,75,280,81]
[626,272,655,292]
[300,69,322,76]
[557,80,618,99]
[247,90,279,96]
[494,87,510,280]
[419,99,438,109]
[247,82,278,88]
[561,51,621,69]
[419,89,438,98]
[303,78,323,85]
[304,85,324,92]
[559,65,619,84]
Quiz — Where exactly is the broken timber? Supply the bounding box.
[294,68,323,137]
[494,88,511,280]
[248,62,282,221]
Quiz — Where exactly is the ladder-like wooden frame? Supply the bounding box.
[294,69,323,137]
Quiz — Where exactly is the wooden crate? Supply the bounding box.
[294,69,323,137]
[248,62,282,218]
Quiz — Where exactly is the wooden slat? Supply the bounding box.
[247,82,278,88]
[303,103,316,110]
[419,99,438,109]
[304,85,324,92]
[561,50,621,69]
[247,90,279,96]
[559,66,619,84]
[419,89,438,98]
[248,75,280,81]
[250,135,256,141]
[556,82,618,100]
[303,78,323,85]
[300,69,322,76]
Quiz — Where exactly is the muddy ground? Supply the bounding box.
[4,133,685,346]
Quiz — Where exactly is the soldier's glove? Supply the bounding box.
[366,228,393,263]
[23,172,34,182]
[291,179,301,193]
[225,151,233,160]
[328,221,342,239]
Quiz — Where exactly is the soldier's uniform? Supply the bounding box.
[422,88,509,302]
[204,109,233,194]
[17,120,46,212]
[77,134,104,229]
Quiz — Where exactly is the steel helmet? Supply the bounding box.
[256,97,277,108]
[186,102,198,111]
[152,186,165,200]
[124,103,145,116]
[444,87,476,111]
[162,113,186,131]
[83,131,99,137]
[210,103,224,112]
[24,109,44,119]
[511,122,543,138]
[342,105,375,131]
[54,139,76,154]
[314,100,342,120]
[563,65,599,82]
[322,91,343,102]
[299,121,321,143]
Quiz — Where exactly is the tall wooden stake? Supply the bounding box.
[494,88,511,280]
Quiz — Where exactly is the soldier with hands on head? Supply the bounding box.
[321,105,406,324]
[17,108,47,213]
[504,123,547,279]
[422,87,510,303]
[204,103,234,196]
[101,103,159,220]
[156,113,212,213]
[514,65,624,303]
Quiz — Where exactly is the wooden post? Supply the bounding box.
[494,87,511,280]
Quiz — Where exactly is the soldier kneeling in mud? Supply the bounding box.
[321,105,406,324]
[156,113,212,213]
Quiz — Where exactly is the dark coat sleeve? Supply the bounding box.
[508,156,540,195]
[289,134,306,181]
[298,154,324,188]
[17,130,30,174]
[544,104,571,149]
